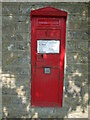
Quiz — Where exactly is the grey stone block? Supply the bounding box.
[66,51,88,64]
[2,32,30,42]
[2,41,27,51]
[0,40,2,52]
[2,50,31,67]
[67,21,88,30]
[2,15,30,26]
[2,95,12,105]
[68,14,88,23]
[2,5,20,15]
[54,3,88,15]
[66,64,88,74]
[88,17,90,25]
[67,30,88,40]
[65,73,88,83]
[2,87,17,95]
[75,41,88,52]
[2,22,29,34]
[0,3,2,16]
[66,41,76,52]
[2,65,31,75]
[66,40,88,52]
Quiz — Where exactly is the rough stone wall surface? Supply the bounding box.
[0,2,2,119]
[2,2,89,118]
[0,0,90,2]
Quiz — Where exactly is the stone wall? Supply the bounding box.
[2,2,89,118]
[0,2,2,119]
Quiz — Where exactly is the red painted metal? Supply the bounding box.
[31,7,67,107]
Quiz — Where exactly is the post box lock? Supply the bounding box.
[44,67,51,74]
[31,7,67,107]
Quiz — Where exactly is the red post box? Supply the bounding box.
[31,7,67,107]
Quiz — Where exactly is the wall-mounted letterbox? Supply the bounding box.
[31,7,67,107]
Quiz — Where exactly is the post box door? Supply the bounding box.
[31,18,62,106]
[36,29,61,106]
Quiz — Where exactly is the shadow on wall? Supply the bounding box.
[2,2,89,118]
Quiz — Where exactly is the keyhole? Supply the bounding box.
[41,54,43,58]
